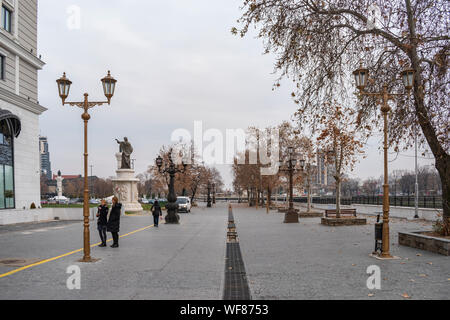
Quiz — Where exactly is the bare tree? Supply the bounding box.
[316,103,366,217]
[234,0,449,233]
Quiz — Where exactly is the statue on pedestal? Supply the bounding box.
[115,137,133,169]
[56,170,64,197]
[112,137,142,213]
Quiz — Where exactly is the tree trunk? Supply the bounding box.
[307,184,312,213]
[336,178,341,219]
[405,0,449,235]
[307,174,312,213]
[190,186,197,203]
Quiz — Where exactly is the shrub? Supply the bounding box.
[30,202,37,209]
[432,213,444,235]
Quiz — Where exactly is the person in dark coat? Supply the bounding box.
[151,200,163,227]
[107,196,122,248]
[97,199,109,247]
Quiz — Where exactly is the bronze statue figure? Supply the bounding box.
[116,137,133,169]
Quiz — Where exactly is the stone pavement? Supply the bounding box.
[1,203,448,300]
[232,204,450,300]
[0,205,227,300]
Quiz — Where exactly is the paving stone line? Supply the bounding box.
[223,206,252,300]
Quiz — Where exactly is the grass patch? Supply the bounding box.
[141,203,166,211]
[42,203,99,208]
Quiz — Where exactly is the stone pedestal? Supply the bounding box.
[284,209,299,223]
[112,153,143,213]
[298,211,323,218]
[321,217,367,226]
[56,176,64,198]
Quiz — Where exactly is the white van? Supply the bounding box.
[176,196,191,213]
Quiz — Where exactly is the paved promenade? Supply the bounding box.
[0,206,227,300]
[0,203,448,300]
[232,204,449,300]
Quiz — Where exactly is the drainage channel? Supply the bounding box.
[223,204,252,300]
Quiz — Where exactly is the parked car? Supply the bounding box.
[89,199,100,204]
[176,196,191,213]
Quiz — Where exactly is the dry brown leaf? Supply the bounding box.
[419,274,427,277]
[402,293,411,299]
[416,253,422,256]
[368,293,375,297]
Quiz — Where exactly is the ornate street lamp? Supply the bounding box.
[279,147,302,223]
[401,68,415,91]
[207,182,212,208]
[352,66,369,91]
[56,71,117,262]
[101,71,117,104]
[353,65,414,259]
[156,149,187,224]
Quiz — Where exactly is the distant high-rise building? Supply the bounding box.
[316,150,335,194]
[39,136,51,180]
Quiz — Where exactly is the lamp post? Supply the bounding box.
[414,130,419,219]
[207,182,212,208]
[156,149,187,224]
[279,146,304,223]
[212,183,216,205]
[353,66,414,258]
[56,71,117,262]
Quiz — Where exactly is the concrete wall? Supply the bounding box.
[0,96,40,210]
[0,207,96,225]
[17,0,38,54]
[296,203,442,222]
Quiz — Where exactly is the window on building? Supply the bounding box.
[0,55,5,80]
[0,121,14,209]
[2,6,12,33]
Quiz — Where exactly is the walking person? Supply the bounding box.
[107,196,122,248]
[97,199,109,247]
[151,200,163,227]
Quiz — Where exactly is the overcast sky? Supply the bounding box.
[36,0,435,188]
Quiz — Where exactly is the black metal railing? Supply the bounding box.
[288,195,442,209]
[199,195,442,209]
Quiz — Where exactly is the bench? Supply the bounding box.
[325,209,357,217]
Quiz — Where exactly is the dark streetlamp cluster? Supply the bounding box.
[206,182,212,208]
[56,71,117,262]
[155,149,187,224]
[279,146,305,224]
[353,65,414,259]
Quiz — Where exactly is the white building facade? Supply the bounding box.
[0,0,45,212]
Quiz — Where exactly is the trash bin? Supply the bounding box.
[373,213,383,254]
[375,222,383,241]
